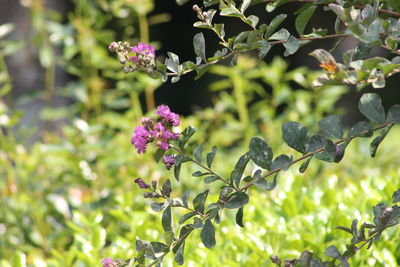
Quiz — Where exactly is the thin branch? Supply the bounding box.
[238,121,394,192]
[261,0,400,18]
[167,33,350,77]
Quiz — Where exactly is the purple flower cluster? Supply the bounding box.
[135,178,149,189]
[102,258,121,267]
[131,105,180,154]
[156,105,180,126]
[130,42,156,68]
[162,155,175,170]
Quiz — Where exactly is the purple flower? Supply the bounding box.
[102,258,122,267]
[163,155,175,170]
[102,258,114,267]
[131,106,180,154]
[158,141,170,151]
[155,122,179,141]
[155,105,180,126]
[135,177,149,189]
[130,42,155,63]
[131,126,150,153]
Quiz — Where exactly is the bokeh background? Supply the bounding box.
[1,0,400,266]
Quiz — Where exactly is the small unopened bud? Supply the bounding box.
[143,192,153,198]
[108,42,118,52]
[119,57,127,64]
[202,12,208,18]
[270,255,281,264]
[124,65,134,73]
[151,180,157,189]
[192,5,201,12]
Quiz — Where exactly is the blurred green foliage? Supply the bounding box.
[1,0,400,266]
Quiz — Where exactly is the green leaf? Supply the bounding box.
[270,154,292,171]
[265,14,287,39]
[236,207,244,227]
[318,115,343,139]
[214,23,225,39]
[164,231,175,246]
[225,192,249,209]
[245,15,259,28]
[266,0,289,12]
[254,173,278,191]
[283,35,299,56]
[179,126,196,149]
[257,40,271,59]
[174,161,181,181]
[193,21,212,29]
[233,31,251,47]
[299,156,312,173]
[165,52,180,73]
[392,189,400,203]
[194,143,204,163]
[193,217,203,229]
[295,6,317,36]
[269,28,290,41]
[193,190,209,214]
[351,219,358,235]
[348,121,373,138]
[358,93,385,123]
[182,191,189,208]
[201,219,216,248]
[241,0,251,13]
[162,205,173,232]
[324,245,341,259]
[387,105,400,124]
[353,42,373,61]
[204,175,219,184]
[161,179,171,198]
[153,148,166,163]
[309,49,336,64]
[174,241,185,265]
[179,212,196,224]
[249,137,273,170]
[195,65,211,80]
[370,124,393,157]
[363,19,382,43]
[299,251,314,267]
[307,135,327,152]
[329,4,346,22]
[193,33,206,63]
[192,170,206,177]
[151,242,167,253]
[282,121,309,153]
[246,31,260,47]
[231,152,251,187]
[151,202,165,212]
[220,7,241,17]
[171,76,180,83]
[206,146,217,168]
[335,226,354,236]
[315,139,336,162]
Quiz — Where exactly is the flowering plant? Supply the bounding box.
[105,0,400,266]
